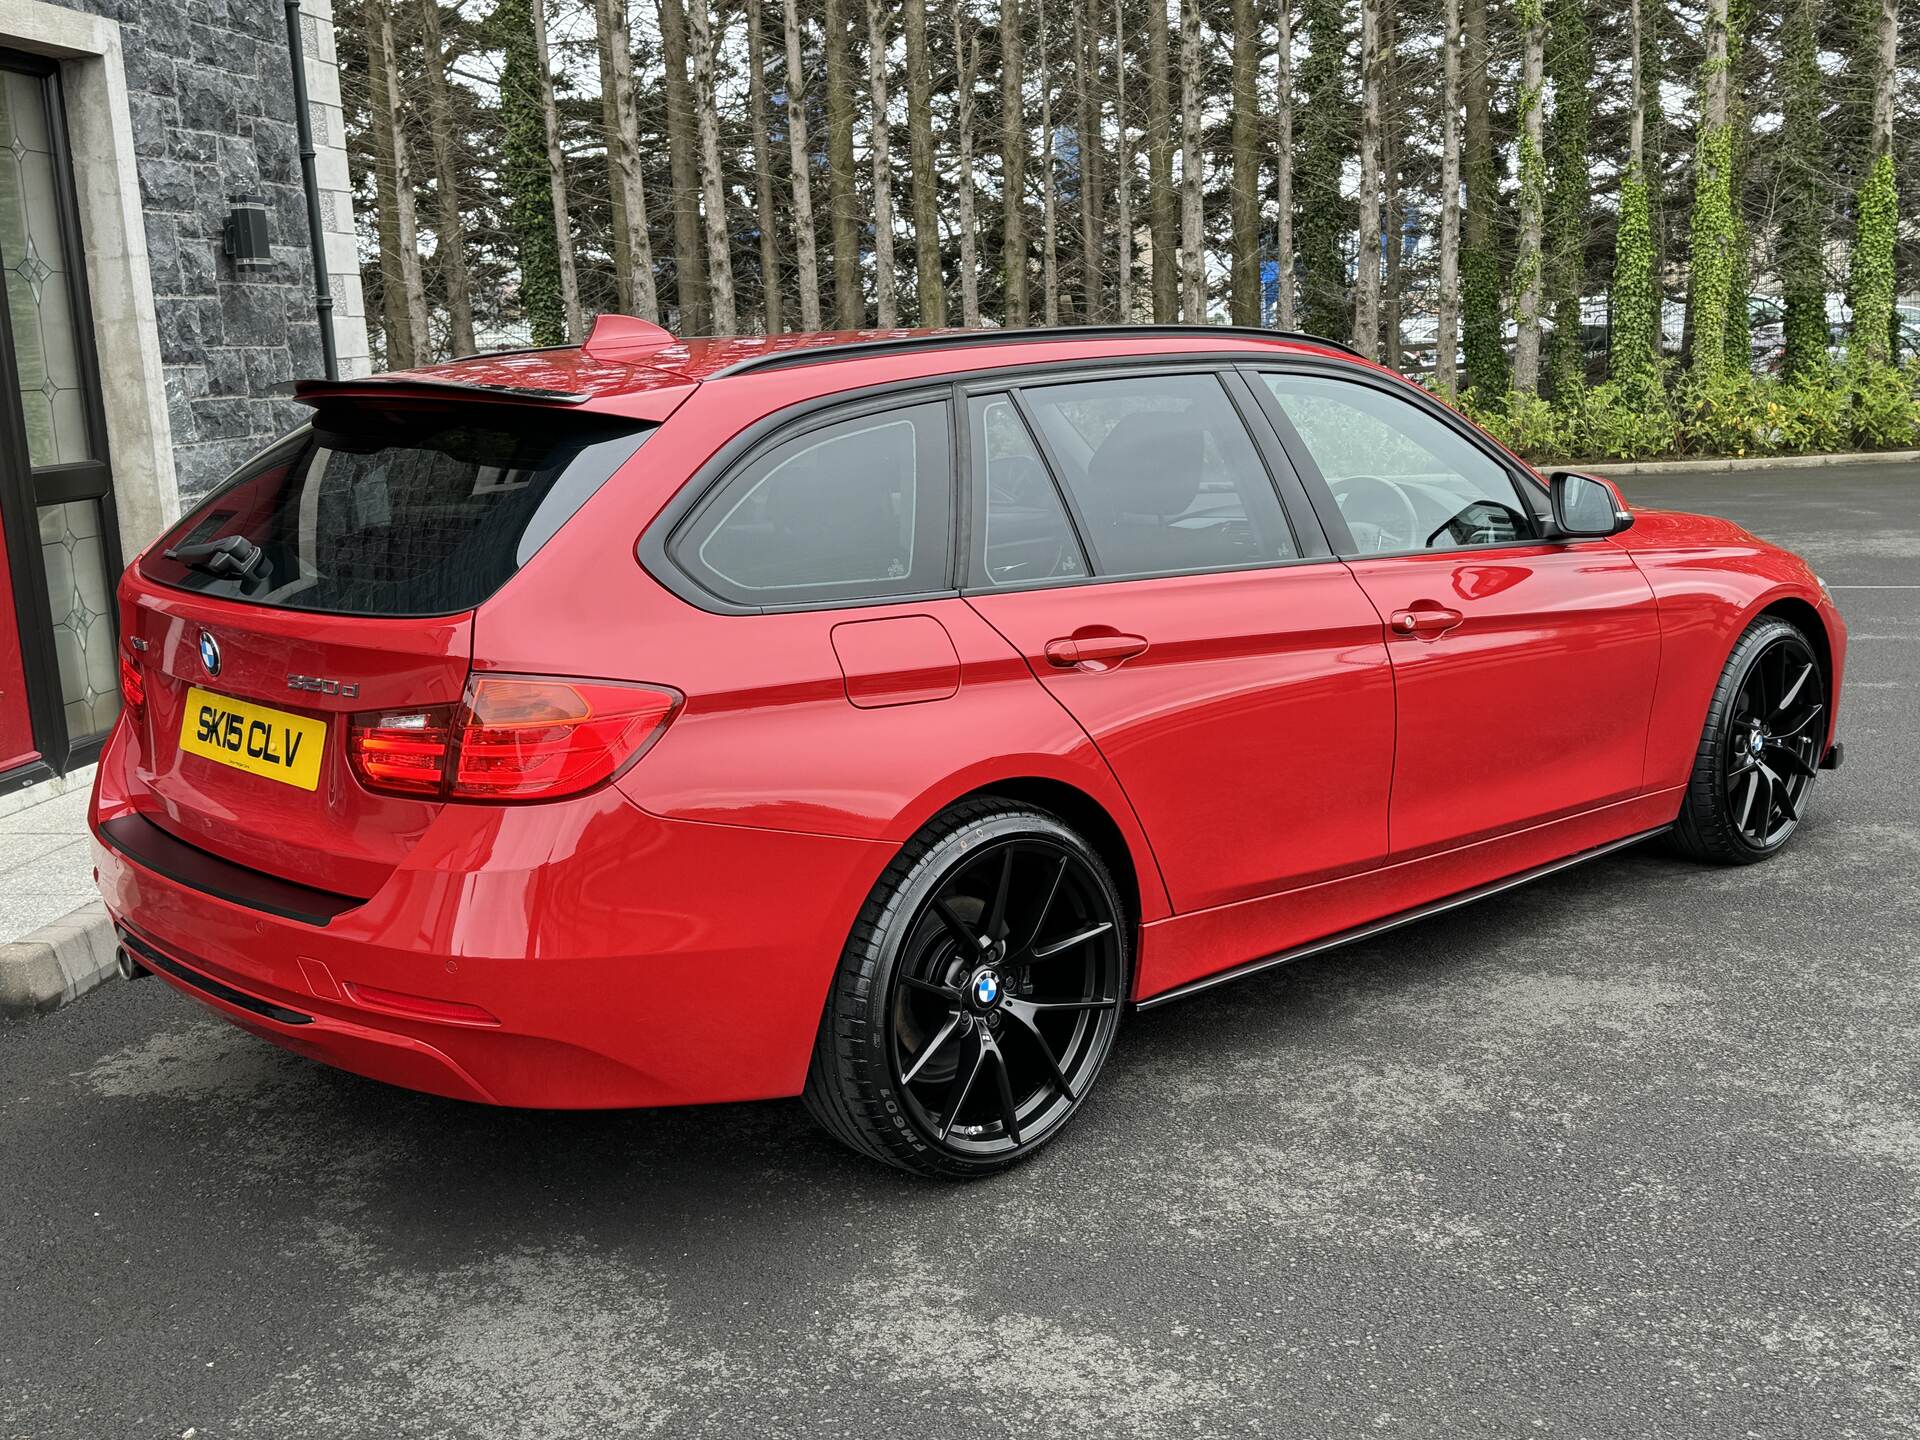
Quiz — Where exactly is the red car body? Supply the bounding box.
[91,324,1846,1112]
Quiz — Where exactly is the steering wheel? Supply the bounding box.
[1328,474,1420,553]
[1425,499,1526,550]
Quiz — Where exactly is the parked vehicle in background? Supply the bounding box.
[93,321,1847,1178]
[1755,294,1920,373]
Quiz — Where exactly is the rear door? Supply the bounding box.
[1248,366,1661,858]
[962,370,1395,914]
[121,402,649,896]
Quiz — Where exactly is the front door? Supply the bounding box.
[1250,367,1662,860]
[0,51,121,788]
[961,374,1397,915]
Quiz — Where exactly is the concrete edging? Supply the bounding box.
[0,900,119,1020]
[1554,449,1920,477]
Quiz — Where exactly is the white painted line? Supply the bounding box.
[1826,585,1920,590]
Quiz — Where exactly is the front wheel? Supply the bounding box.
[804,800,1128,1178]
[1672,616,1826,864]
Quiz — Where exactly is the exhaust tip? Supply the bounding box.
[116,946,150,983]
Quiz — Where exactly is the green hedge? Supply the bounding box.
[1442,359,1920,464]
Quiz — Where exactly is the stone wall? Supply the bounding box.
[36,0,368,505]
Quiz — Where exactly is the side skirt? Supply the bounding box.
[1132,825,1671,1011]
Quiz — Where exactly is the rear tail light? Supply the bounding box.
[348,676,680,803]
[347,707,453,796]
[119,651,145,719]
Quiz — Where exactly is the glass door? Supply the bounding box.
[0,50,120,786]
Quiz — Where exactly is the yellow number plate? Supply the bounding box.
[178,686,327,791]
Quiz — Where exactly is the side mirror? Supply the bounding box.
[1548,471,1631,539]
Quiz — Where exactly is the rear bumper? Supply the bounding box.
[91,722,889,1109]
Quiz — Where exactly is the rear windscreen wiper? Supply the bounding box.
[164,534,272,583]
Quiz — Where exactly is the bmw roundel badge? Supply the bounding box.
[198,629,221,677]
[975,971,1000,1006]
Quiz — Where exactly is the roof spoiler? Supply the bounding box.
[291,375,590,406]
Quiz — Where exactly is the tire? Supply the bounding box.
[803,799,1130,1179]
[1671,615,1826,865]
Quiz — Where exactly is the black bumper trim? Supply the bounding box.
[97,813,361,927]
[116,927,312,1026]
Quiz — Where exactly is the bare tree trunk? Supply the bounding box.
[1229,0,1258,325]
[417,0,475,354]
[1075,0,1103,322]
[366,2,409,365]
[1177,0,1204,320]
[529,0,584,341]
[1434,0,1461,388]
[688,0,738,332]
[1274,0,1294,329]
[826,0,863,325]
[1379,0,1399,368]
[1627,0,1643,172]
[1511,0,1546,391]
[1867,0,1895,156]
[1146,0,1175,321]
[659,0,711,331]
[748,0,784,330]
[595,0,632,313]
[1039,0,1059,325]
[1001,0,1030,325]
[1352,0,1380,358]
[599,0,660,321]
[867,0,899,326]
[953,3,983,325]
[782,0,823,329]
[905,0,945,324]
[1113,0,1132,321]
[371,1,429,365]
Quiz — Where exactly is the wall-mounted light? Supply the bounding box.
[223,195,273,269]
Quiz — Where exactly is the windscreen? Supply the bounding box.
[139,405,651,617]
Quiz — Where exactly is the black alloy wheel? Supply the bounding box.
[1723,629,1824,849]
[890,837,1121,1157]
[805,801,1128,1177]
[1674,617,1826,864]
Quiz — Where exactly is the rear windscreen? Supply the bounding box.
[140,406,652,616]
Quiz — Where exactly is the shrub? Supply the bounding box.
[1845,359,1920,450]
[1433,360,1918,464]
[1673,371,1781,457]
[1563,378,1679,460]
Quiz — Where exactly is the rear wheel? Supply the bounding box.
[804,800,1128,1178]
[1672,617,1826,864]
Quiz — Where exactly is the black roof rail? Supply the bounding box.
[707,324,1365,378]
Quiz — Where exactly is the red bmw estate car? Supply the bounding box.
[93,320,1846,1177]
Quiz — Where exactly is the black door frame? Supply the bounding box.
[0,47,123,795]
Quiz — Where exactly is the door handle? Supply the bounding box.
[1044,630,1150,671]
[1389,604,1464,639]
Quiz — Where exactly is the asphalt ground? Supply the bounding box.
[2,460,1915,1439]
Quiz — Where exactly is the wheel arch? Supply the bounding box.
[953,777,1146,937]
[1750,589,1842,751]
[887,763,1172,928]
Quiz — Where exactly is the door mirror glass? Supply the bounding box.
[1550,471,1628,538]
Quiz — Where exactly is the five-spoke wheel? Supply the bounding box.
[805,801,1127,1177]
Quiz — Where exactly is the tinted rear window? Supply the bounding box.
[140,407,650,616]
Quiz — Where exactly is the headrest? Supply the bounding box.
[1086,411,1205,520]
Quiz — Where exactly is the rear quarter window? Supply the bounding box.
[140,406,651,617]
[667,399,954,609]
